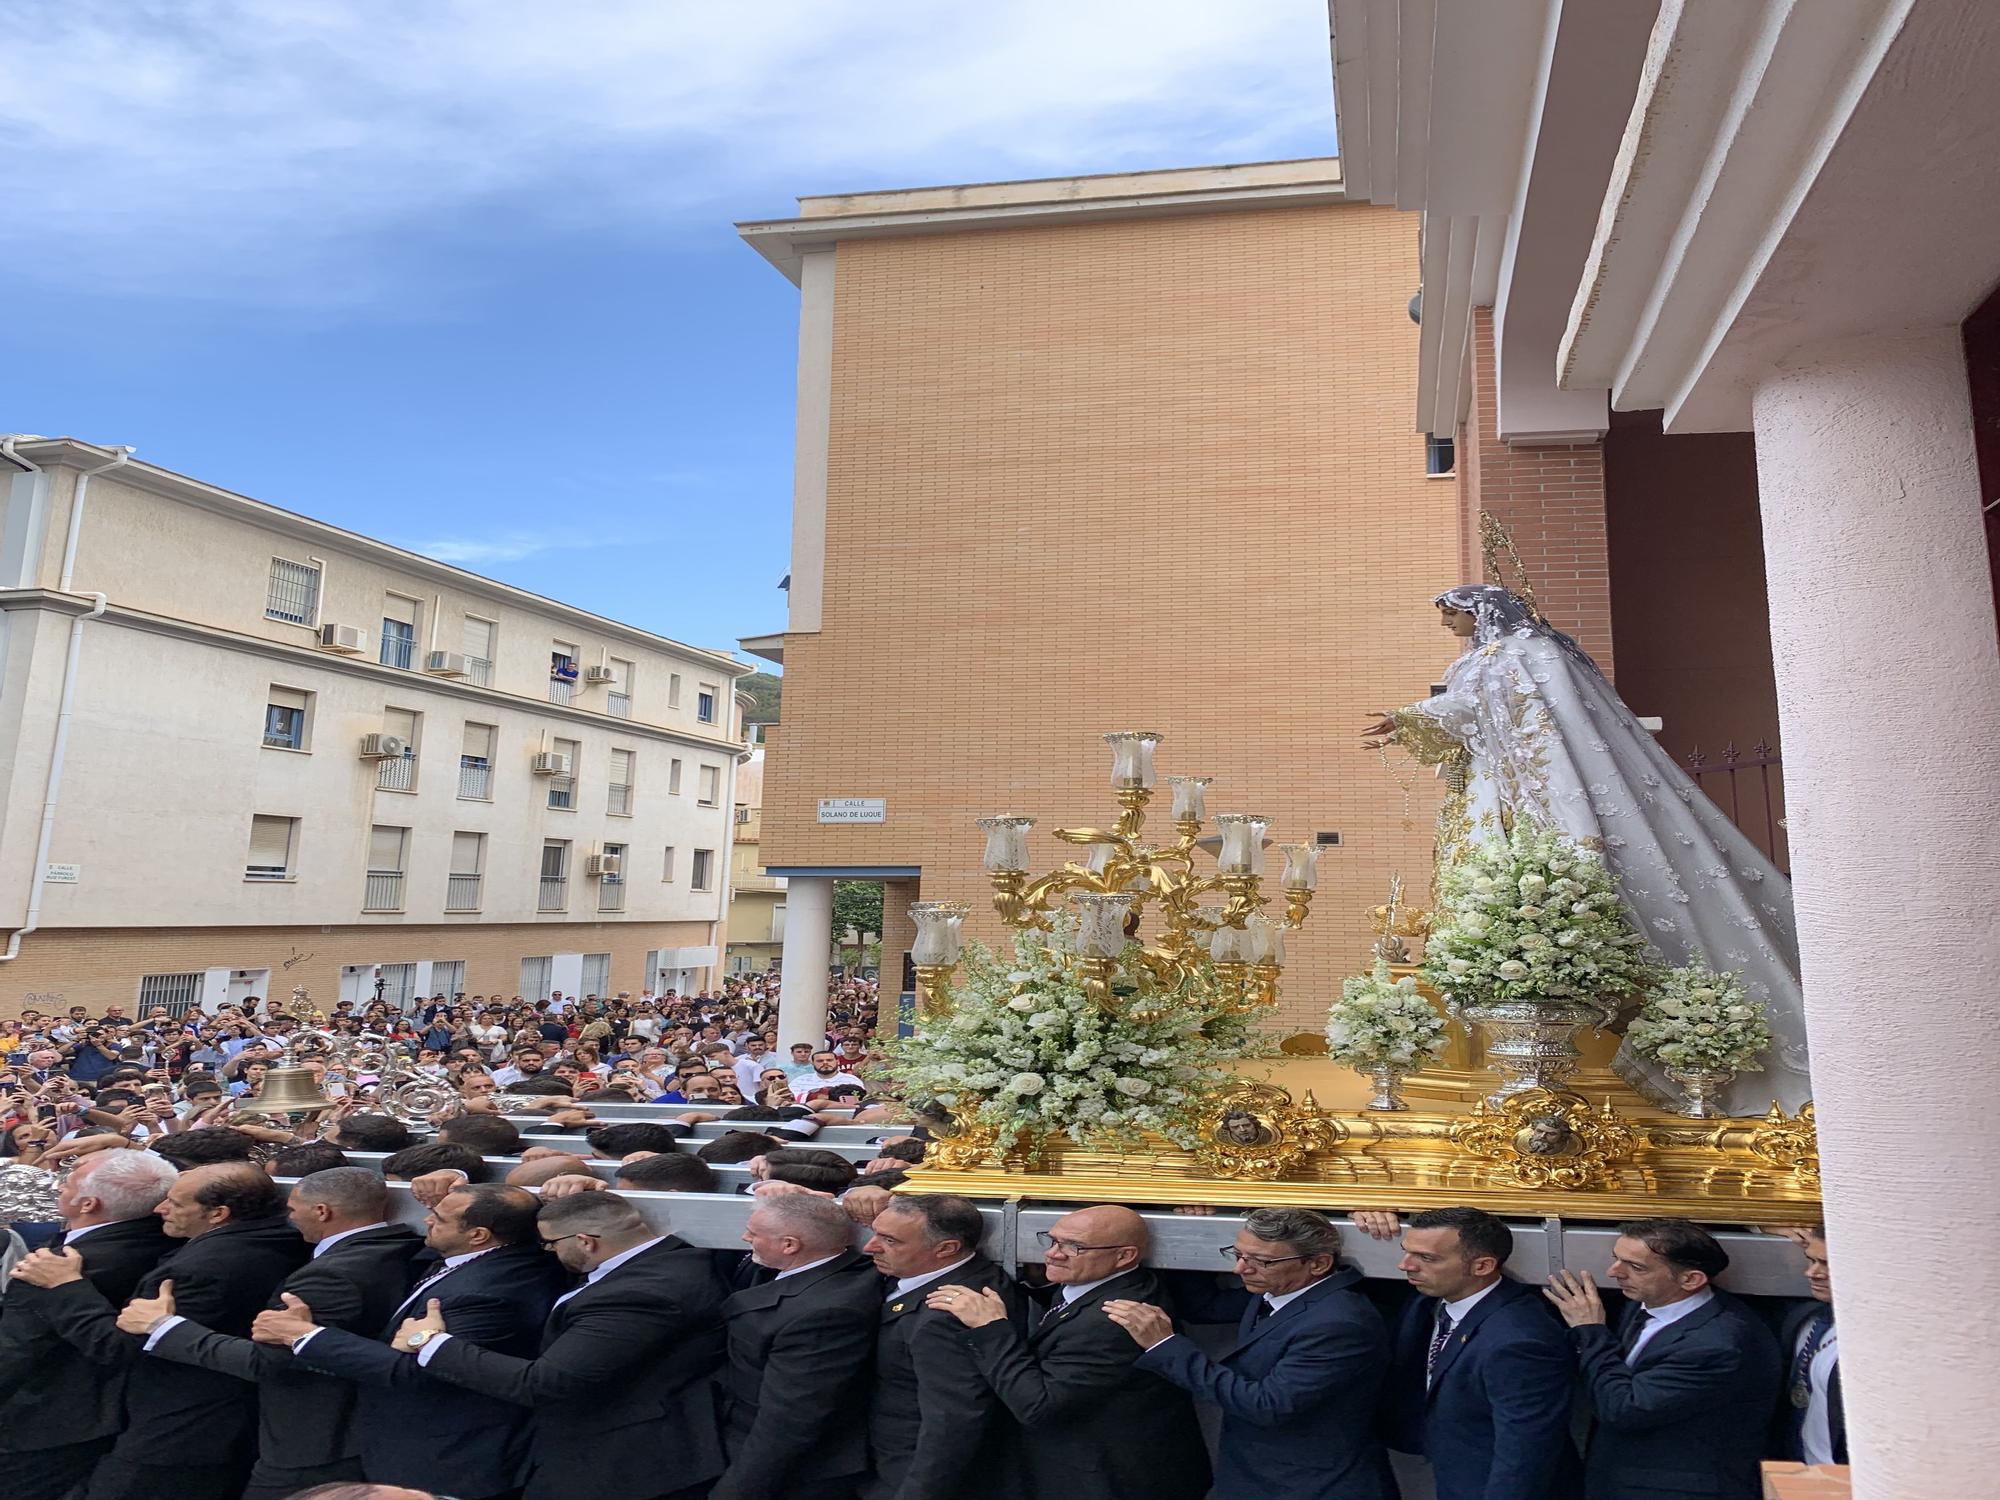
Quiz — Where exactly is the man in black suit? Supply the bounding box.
[713,1193,880,1500]
[1546,1217,1782,1500]
[116,1166,427,1500]
[259,1184,562,1500]
[0,1149,176,1500]
[927,1203,1212,1500]
[383,1190,729,1500]
[11,1160,308,1500]
[1106,1206,1392,1500]
[1771,1226,1843,1467]
[1380,1206,1580,1500]
[858,1193,1021,1500]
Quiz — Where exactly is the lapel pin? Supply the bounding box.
[891,1302,906,1312]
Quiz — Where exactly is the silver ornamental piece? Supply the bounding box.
[1664,1066,1737,1120]
[1456,997,1618,1105]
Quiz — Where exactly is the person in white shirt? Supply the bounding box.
[1783,1227,1844,1467]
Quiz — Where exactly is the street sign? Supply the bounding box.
[817,797,886,824]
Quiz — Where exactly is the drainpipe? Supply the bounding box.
[2,442,135,963]
[708,693,750,990]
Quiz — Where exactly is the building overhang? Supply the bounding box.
[737,631,785,667]
[737,159,1346,285]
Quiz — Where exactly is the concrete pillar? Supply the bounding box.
[1750,329,2000,1499]
[776,875,834,1053]
[879,878,920,1033]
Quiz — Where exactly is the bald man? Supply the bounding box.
[927,1205,1211,1500]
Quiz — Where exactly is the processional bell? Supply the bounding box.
[254,1067,336,1117]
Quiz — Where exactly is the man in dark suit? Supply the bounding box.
[927,1204,1211,1500]
[713,1193,880,1500]
[0,1149,176,1500]
[1546,1217,1782,1500]
[259,1183,562,1500]
[1106,1206,1392,1500]
[116,1166,427,1500]
[383,1190,729,1500]
[1380,1206,1580,1500]
[11,1160,309,1500]
[859,1193,1021,1500]
[1770,1226,1843,1466]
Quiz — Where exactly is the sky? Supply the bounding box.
[2,1,1339,660]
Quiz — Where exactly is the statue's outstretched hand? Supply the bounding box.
[1362,712,1399,748]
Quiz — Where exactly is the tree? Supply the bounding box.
[739,671,782,726]
[833,881,883,943]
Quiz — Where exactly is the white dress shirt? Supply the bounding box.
[416,1237,664,1364]
[1798,1318,1841,1464]
[774,1252,845,1282]
[1440,1280,1501,1325]
[1625,1287,1713,1361]
[61,1222,112,1247]
[312,1221,392,1259]
[891,1254,975,1300]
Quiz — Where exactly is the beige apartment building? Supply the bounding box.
[736,160,1461,1040]
[723,736,787,976]
[0,437,753,1014]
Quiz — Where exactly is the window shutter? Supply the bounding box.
[269,686,308,712]
[248,816,293,871]
[368,826,406,871]
[463,723,495,760]
[450,832,483,876]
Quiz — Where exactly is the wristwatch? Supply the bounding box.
[405,1328,438,1351]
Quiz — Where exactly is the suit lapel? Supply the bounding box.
[1032,1268,1146,1345]
[1224,1267,1361,1358]
[732,1250,862,1313]
[1424,1280,1517,1396]
[1629,1291,1726,1368]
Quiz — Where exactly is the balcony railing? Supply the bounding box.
[538,877,568,912]
[547,776,575,810]
[363,871,404,911]
[380,633,415,670]
[607,783,631,815]
[446,873,482,912]
[458,761,492,799]
[465,656,493,687]
[598,879,625,914]
[607,692,631,718]
[548,676,575,706]
[376,755,416,792]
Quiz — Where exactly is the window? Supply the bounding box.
[430,960,466,997]
[263,686,311,750]
[245,815,298,881]
[265,557,321,626]
[539,840,570,911]
[770,904,787,944]
[550,642,578,705]
[697,764,720,807]
[378,963,418,1010]
[697,684,717,723]
[547,737,580,809]
[607,657,633,719]
[581,952,611,999]
[598,843,626,913]
[377,707,419,792]
[668,758,683,795]
[1426,434,1456,476]
[662,846,676,882]
[138,971,204,1018]
[380,595,420,670]
[608,748,634,815]
[668,673,682,709]
[520,956,553,1002]
[365,825,408,911]
[735,804,751,825]
[446,831,484,912]
[691,847,714,891]
[462,616,496,687]
[459,723,495,800]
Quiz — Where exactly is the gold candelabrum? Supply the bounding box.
[909,732,1323,1019]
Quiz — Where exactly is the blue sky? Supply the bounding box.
[2,1,1337,661]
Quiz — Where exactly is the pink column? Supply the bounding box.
[1751,329,2000,1497]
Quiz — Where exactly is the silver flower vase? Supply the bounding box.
[1456,996,1617,1105]
[1664,1065,1736,1119]
[1364,1063,1410,1112]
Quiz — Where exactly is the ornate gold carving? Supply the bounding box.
[1192,1083,1339,1181]
[1747,1102,1820,1189]
[1388,707,1465,768]
[921,1119,1000,1172]
[1447,1088,1637,1191]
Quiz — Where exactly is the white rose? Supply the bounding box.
[1517,905,1544,920]
[1519,874,1547,894]
[1724,1005,1755,1021]
[1446,959,1471,976]
[1007,994,1035,1012]
[1497,960,1529,980]
[1113,1077,1152,1097]
[1008,1072,1046,1094]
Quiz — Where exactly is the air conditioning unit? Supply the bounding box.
[530,751,571,776]
[424,650,468,677]
[359,733,408,760]
[583,665,616,684]
[318,623,365,654]
[585,852,621,877]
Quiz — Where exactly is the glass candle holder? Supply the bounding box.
[1279,842,1320,892]
[1209,924,1250,964]
[1083,844,1115,877]
[976,815,1035,873]
[1215,814,1270,875]
[1245,913,1284,966]
[909,901,971,966]
[1070,893,1136,958]
[1166,775,1211,823]
[1103,731,1164,789]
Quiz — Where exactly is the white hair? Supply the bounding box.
[78,1150,180,1219]
[751,1192,855,1254]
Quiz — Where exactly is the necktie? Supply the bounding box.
[1425,1306,1455,1387]
[393,1262,455,1318]
[1618,1309,1653,1359]
[1040,1296,1069,1329]
[1253,1297,1274,1322]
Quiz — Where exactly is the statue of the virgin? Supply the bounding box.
[1364,583,1812,1115]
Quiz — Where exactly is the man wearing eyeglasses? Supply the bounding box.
[1105,1206,1394,1500]
[926,1205,1211,1500]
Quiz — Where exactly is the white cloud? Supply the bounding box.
[0,0,1333,306]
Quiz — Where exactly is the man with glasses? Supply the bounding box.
[926,1205,1211,1500]
[1102,1206,1393,1500]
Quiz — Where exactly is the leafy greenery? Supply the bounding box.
[738,671,782,725]
[1324,957,1450,1070]
[833,881,883,941]
[1626,963,1771,1072]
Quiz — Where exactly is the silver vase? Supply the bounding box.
[1457,996,1617,1104]
[1664,1065,1736,1119]
[1364,1063,1410,1111]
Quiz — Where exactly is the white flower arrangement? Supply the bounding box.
[876,916,1271,1151]
[1324,958,1449,1070]
[1625,963,1771,1072]
[1423,818,1656,1005]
